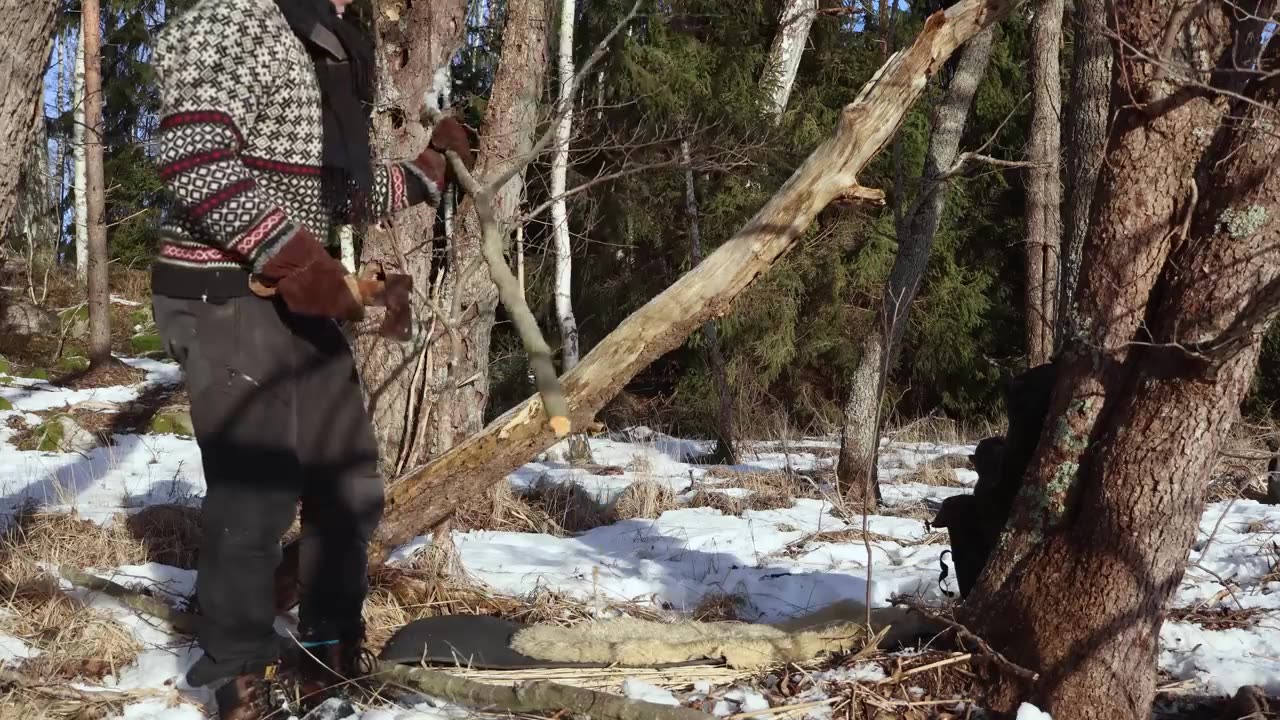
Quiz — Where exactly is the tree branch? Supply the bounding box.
[893,596,1039,683]
[447,150,570,436]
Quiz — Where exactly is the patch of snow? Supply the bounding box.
[621,678,680,706]
[1016,702,1053,720]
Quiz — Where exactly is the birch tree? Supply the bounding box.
[75,26,88,280]
[552,0,592,464]
[760,0,817,122]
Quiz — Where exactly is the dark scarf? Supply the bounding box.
[274,0,376,218]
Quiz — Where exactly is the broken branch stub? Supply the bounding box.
[372,0,1026,560]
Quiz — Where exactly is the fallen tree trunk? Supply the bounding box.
[374,0,1026,560]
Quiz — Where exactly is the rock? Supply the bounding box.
[150,407,194,437]
[59,306,89,339]
[1,295,57,336]
[37,415,100,454]
[0,397,12,411]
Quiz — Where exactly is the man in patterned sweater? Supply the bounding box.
[149,0,472,716]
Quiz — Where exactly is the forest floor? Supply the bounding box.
[0,353,1278,719]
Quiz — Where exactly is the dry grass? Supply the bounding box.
[687,490,747,516]
[613,479,680,520]
[899,463,966,488]
[691,592,743,622]
[1167,605,1268,631]
[123,504,201,569]
[0,509,151,681]
[454,481,567,536]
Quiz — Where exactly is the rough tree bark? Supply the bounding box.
[963,4,1280,716]
[14,92,57,264]
[373,0,1026,557]
[760,0,817,122]
[1054,0,1111,344]
[0,0,57,244]
[1024,0,1063,364]
[83,0,112,367]
[682,140,736,464]
[75,27,88,279]
[357,0,549,474]
[353,0,468,470]
[836,24,997,506]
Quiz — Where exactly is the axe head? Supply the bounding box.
[379,272,413,341]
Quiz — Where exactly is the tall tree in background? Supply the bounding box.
[1054,0,1111,343]
[966,3,1279,715]
[0,0,58,244]
[837,23,998,504]
[83,0,111,367]
[1024,0,1062,365]
[552,0,592,464]
[74,25,88,279]
[760,0,817,121]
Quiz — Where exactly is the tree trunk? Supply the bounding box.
[552,0,579,371]
[413,0,549,462]
[83,0,111,367]
[14,90,57,266]
[836,24,997,506]
[1054,0,1111,345]
[682,140,736,465]
[373,0,1026,557]
[0,0,57,244]
[353,0,468,471]
[1024,0,1063,365]
[964,5,1280,716]
[552,0,592,466]
[75,26,88,280]
[760,0,817,122]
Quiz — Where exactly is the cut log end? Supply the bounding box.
[549,415,571,437]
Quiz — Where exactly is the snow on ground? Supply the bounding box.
[2,357,1280,717]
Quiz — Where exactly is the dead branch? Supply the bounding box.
[447,150,570,436]
[374,0,1029,557]
[58,564,197,635]
[893,596,1039,683]
[0,668,138,702]
[374,661,718,720]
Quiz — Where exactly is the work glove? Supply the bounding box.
[428,116,475,172]
[249,228,365,321]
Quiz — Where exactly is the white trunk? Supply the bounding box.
[339,225,356,272]
[74,26,88,280]
[760,0,817,122]
[552,0,579,369]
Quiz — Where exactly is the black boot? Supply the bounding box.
[212,661,299,720]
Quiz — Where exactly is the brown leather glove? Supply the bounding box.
[428,116,475,170]
[251,228,365,321]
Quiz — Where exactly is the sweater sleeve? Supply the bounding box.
[339,157,446,223]
[152,10,314,273]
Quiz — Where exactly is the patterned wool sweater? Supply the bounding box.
[151,0,439,300]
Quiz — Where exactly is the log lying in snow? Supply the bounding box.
[58,564,197,634]
[373,0,1025,559]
